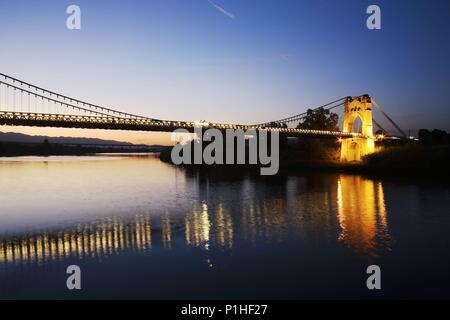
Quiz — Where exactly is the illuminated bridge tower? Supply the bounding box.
[340,95,375,161]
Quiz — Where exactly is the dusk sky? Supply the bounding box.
[1,0,449,144]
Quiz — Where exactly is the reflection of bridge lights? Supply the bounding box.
[0,215,154,265]
[336,175,391,257]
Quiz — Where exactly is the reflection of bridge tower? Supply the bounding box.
[340,95,375,161]
[336,175,390,256]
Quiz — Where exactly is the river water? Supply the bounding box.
[0,154,449,299]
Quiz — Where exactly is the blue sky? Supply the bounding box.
[0,0,449,143]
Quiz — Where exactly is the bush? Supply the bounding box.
[364,144,450,171]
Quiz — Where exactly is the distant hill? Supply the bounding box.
[0,131,163,148]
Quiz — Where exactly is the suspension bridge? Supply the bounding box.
[0,73,405,161]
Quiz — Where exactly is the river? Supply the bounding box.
[0,154,449,299]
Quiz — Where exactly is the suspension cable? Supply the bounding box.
[0,72,155,120]
[372,98,407,138]
[256,97,347,127]
[0,80,126,118]
[373,119,388,134]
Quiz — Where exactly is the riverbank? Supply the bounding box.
[0,141,169,157]
[160,144,450,176]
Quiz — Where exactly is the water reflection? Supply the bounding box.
[337,176,391,257]
[0,215,154,265]
[185,202,234,250]
[0,158,392,266]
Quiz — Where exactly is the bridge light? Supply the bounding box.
[338,138,343,143]
[194,120,210,127]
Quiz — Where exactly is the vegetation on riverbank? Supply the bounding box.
[363,144,450,172]
[160,141,450,175]
[160,106,450,175]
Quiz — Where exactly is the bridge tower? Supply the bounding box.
[340,95,375,161]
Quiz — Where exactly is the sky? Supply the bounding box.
[0,0,449,144]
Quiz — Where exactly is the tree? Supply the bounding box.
[431,129,448,145]
[419,128,449,145]
[287,107,341,162]
[418,129,431,145]
[297,107,339,131]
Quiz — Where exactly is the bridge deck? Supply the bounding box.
[0,111,364,138]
